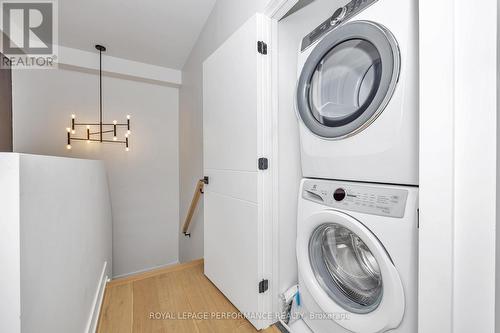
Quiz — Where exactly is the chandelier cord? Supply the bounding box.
[99,47,103,142]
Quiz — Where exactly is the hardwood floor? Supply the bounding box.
[97,260,280,333]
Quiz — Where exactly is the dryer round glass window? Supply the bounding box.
[309,223,383,314]
[308,39,382,127]
[297,21,400,139]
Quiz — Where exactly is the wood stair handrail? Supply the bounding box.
[182,179,205,237]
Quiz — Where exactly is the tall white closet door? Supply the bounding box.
[203,13,272,330]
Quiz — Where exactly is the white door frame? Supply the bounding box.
[264,0,499,331]
[263,0,300,321]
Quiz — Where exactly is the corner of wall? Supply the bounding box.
[0,153,21,333]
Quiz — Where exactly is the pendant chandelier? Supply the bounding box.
[66,44,131,151]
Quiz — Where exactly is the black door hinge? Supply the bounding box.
[202,176,209,185]
[259,279,269,293]
[257,41,268,55]
[258,158,269,170]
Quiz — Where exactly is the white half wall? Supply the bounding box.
[12,67,180,277]
[20,154,112,333]
[0,153,112,333]
[0,154,21,333]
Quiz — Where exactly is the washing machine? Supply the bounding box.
[296,178,418,333]
[295,0,418,185]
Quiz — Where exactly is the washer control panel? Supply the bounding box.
[302,179,409,218]
[301,0,378,51]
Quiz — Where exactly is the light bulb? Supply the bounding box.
[113,120,117,125]
[86,125,90,129]
[113,137,117,141]
[71,130,76,134]
[127,130,131,135]
[71,114,76,119]
[126,115,131,120]
[66,127,71,133]
[125,133,129,138]
[66,144,72,150]
[87,140,90,144]
[125,147,130,152]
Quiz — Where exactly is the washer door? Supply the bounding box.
[296,21,400,139]
[309,223,383,314]
[297,211,405,333]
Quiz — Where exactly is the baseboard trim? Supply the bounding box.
[109,259,203,287]
[86,261,108,333]
[111,260,180,279]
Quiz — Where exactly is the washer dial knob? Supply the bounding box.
[333,188,346,202]
[330,6,347,25]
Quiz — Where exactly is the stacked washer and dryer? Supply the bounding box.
[292,0,418,332]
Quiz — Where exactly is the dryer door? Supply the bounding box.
[296,21,400,139]
[297,210,405,333]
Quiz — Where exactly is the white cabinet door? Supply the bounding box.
[203,13,272,330]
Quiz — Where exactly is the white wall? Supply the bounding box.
[0,153,112,333]
[12,67,180,277]
[57,46,182,86]
[453,0,497,331]
[420,0,499,332]
[497,1,500,330]
[178,0,269,262]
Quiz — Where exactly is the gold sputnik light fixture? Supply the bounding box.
[66,44,131,151]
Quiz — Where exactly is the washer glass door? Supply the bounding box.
[309,223,383,314]
[309,40,381,128]
[297,21,400,139]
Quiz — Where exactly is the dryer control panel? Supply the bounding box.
[301,0,379,51]
[302,179,409,218]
